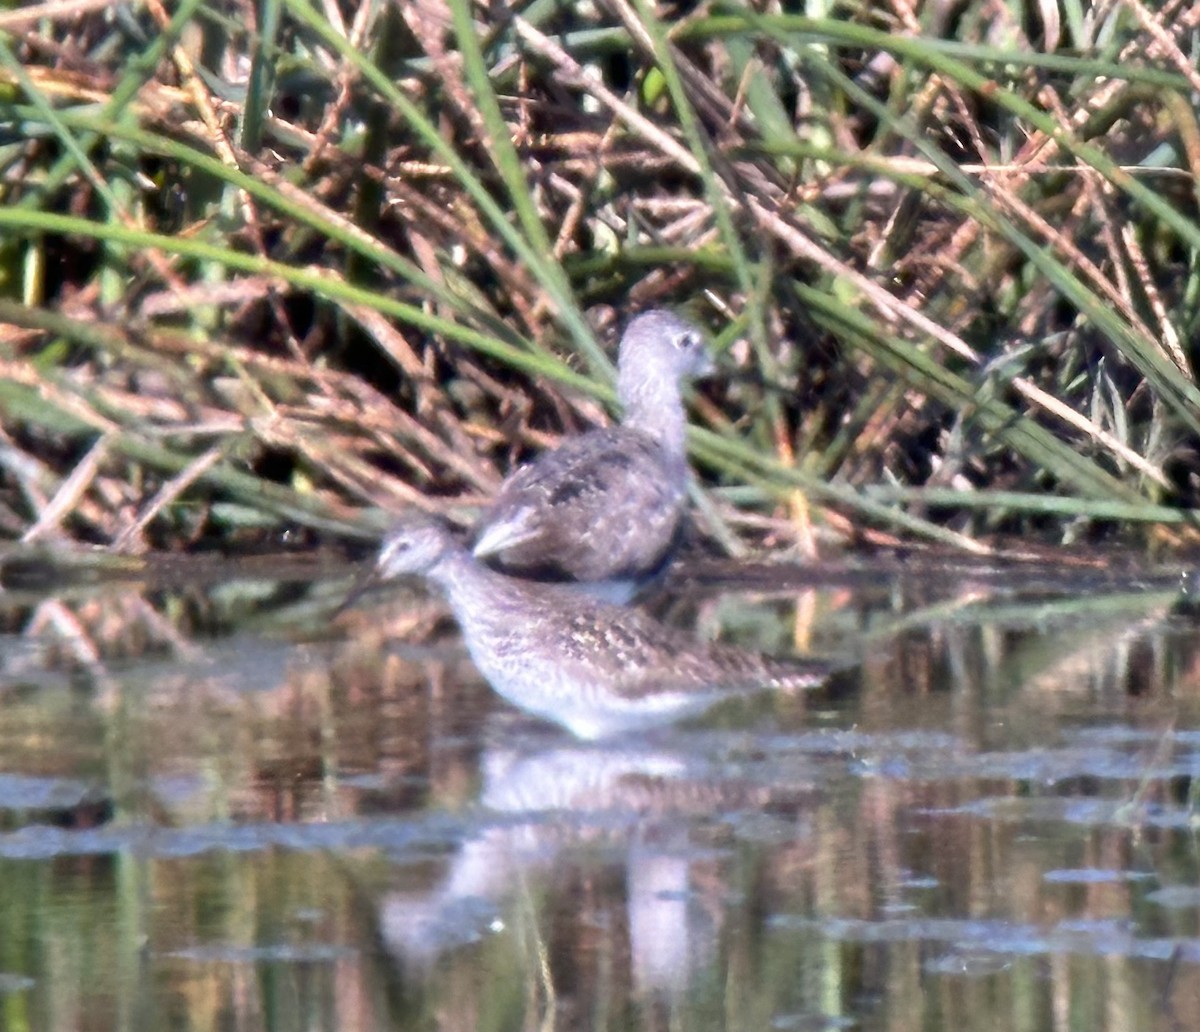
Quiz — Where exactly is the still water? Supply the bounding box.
[0,548,1199,1031]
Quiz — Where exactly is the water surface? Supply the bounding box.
[0,547,1197,1031]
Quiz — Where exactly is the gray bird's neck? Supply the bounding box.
[429,551,515,624]
[618,371,687,462]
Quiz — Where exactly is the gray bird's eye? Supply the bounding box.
[675,331,700,350]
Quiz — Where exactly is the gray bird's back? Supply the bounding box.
[472,427,684,582]
[472,309,711,587]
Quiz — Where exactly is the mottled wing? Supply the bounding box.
[550,605,832,699]
[473,428,685,581]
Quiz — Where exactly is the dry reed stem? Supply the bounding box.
[112,443,228,553]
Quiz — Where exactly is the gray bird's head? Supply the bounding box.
[377,516,459,579]
[617,310,713,393]
[615,309,713,442]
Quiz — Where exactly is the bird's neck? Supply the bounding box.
[429,550,487,606]
[429,552,517,630]
[619,372,687,461]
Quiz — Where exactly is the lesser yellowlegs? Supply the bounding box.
[379,516,831,740]
[471,309,712,590]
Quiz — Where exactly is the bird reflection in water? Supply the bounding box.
[379,739,821,999]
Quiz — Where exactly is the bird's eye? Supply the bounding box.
[675,331,699,350]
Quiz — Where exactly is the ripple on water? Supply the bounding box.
[923,950,1013,977]
[0,974,35,994]
[1146,886,1200,910]
[1043,868,1156,884]
[165,944,356,964]
[0,813,472,860]
[769,914,1200,963]
[0,774,98,811]
[771,1013,857,1031]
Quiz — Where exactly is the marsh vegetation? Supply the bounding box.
[1,0,1198,561]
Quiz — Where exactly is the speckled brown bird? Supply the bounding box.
[471,309,712,594]
[378,517,832,740]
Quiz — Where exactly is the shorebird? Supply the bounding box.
[471,309,712,591]
[378,516,831,740]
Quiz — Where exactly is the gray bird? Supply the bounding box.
[472,309,713,592]
[378,517,832,740]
